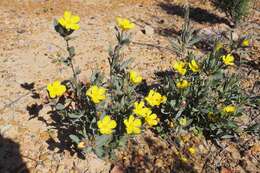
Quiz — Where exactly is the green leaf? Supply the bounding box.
[175,107,185,119]
[170,100,176,108]
[83,146,93,153]
[68,46,75,56]
[221,134,234,139]
[226,121,238,129]
[68,113,83,119]
[69,134,80,143]
[210,71,223,81]
[55,103,65,110]
[95,135,112,147]
[94,146,105,158]
[187,36,201,47]
[246,123,260,134]
[118,136,128,147]
[120,58,133,71]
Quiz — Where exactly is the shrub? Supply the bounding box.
[45,9,253,161]
[155,6,251,142]
[157,48,247,140]
[48,12,165,158]
[213,0,251,26]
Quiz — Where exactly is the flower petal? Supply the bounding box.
[71,15,80,23]
[64,11,72,19]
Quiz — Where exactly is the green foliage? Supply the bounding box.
[170,5,200,58]
[50,21,141,159]
[213,0,251,26]
[156,7,253,140]
[46,11,255,161]
[158,50,247,140]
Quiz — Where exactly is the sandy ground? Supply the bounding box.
[0,0,259,172]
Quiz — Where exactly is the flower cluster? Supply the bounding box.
[133,100,161,127]
[45,11,248,160]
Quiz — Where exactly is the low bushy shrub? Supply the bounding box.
[44,9,253,161]
[213,0,251,26]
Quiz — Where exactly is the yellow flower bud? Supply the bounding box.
[176,79,190,89]
[223,105,236,113]
[188,147,196,155]
[77,141,86,149]
[179,117,188,126]
[242,39,250,47]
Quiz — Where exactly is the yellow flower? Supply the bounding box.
[145,113,159,127]
[116,17,135,31]
[189,59,200,72]
[77,141,86,149]
[180,155,188,163]
[223,105,236,113]
[47,80,66,98]
[58,11,80,31]
[133,101,151,117]
[129,70,142,84]
[86,85,106,104]
[97,115,117,135]
[222,54,235,66]
[188,147,196,155]
[145,90,167,107]
[179,117,188,126]
[173,61,187,75]
[124,115,142,134]
[168,121,175,128]
[242,39,250,47]
[176,79,190,89]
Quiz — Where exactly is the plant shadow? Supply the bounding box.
[158,2,230,26]
[0,135,30,173]
[45,110,84,157]
[21,82,44,121]
[21,82,85,159]
[119,134,198,173]
[27,103,43,120]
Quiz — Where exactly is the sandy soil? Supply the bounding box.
[0,0,259,172]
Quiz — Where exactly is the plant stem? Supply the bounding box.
[64,38,81,100]
[65,39,78,82]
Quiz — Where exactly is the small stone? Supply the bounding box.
[226,145,240,160]
[143,25,154,36]
[197,27,215,39]
[111,165,124,173]
[155,159,163,167]
[56,165,65,173]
